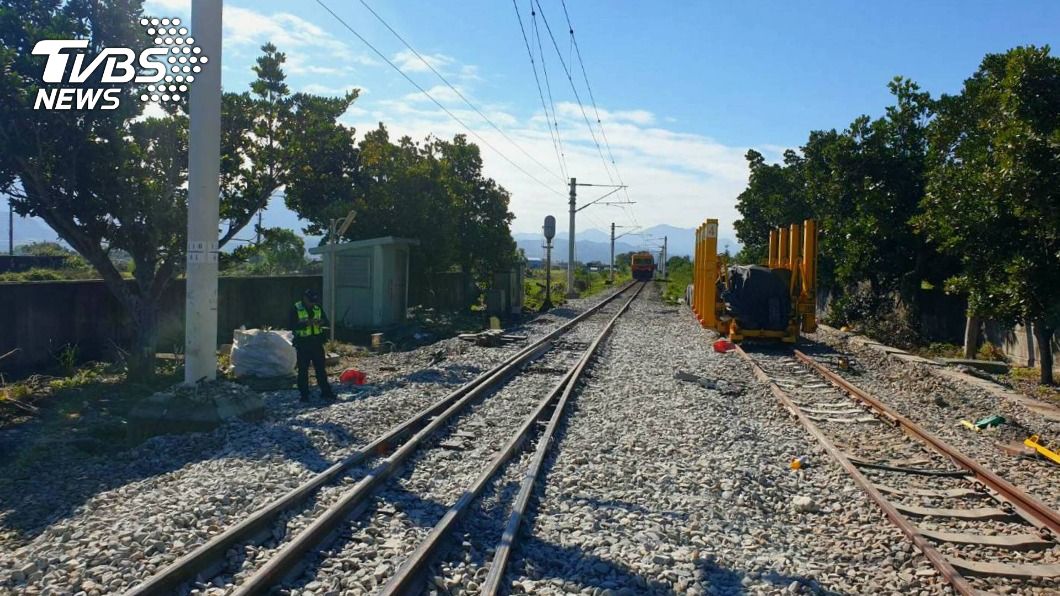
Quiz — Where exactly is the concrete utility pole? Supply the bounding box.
[566,178,577,298]
[608,222,636,284]
[183,0,223,384]
[7,197,12,256]
[661,236,668,279]
[609,222,614,284]
[566,177,630,298]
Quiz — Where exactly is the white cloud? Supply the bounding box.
[223,7,345,53]
[400,84,463,104]
[302,83,361,97]
[392,49,452,73]
[343,97,756,239]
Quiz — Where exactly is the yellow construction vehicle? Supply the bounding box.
[691,219,817,343]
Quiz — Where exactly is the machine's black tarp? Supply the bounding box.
[722,265,791,331]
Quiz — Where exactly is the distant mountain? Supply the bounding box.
[516,237,642,263]
[514,225,740,262]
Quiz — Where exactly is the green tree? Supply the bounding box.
[733,148,809,264]
[431,134,517,277]
[917,46,1060,384]
[227,227,308,275]
[0,2,357,377]
[13,241,75,258]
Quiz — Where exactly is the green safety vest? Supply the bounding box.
[294,301,323,338]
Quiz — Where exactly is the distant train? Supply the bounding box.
[631,251,656,281]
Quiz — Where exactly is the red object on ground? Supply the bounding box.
[713,339,735,353]
[340,368,366,385]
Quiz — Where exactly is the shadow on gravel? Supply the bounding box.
[0,394,371,543]
[546,307,579,320]
[695,556,840,595]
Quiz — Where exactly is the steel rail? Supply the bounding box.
[381,282,645,595]
[126,282,637,596]
[226,283,640,595]
[733,345,976,595]
[794,349,1060,538]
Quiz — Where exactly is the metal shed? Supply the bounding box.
[309,236,419,328]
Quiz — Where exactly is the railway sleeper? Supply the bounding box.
[919,528,1054,551]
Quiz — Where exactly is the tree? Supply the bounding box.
[0,2,357,377]
[917,46,1060,385]
[14,241,76,258]
[431,134,517,277]
[227,227,309,275]
[285,126,518,289]
[732,149,809,264]
[733,79,950,337]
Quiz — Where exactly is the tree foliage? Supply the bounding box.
[916,46,1060,384]
[733,78,953,341]
[225,227,309,275]
[733,48,1059,384]
[285,124,517,283]
[0,2,357,377]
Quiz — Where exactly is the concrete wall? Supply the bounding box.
[0,275,321,373]
[984,321,1060,375]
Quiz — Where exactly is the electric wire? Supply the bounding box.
[511,0,568,181]
[531,0,616,185]
[529,3,569,181]
[357,0,566,186]
[559,0,635,209]
[312,0,564,197]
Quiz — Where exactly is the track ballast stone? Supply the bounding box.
[0,288,627,595]
[503,287,950,595]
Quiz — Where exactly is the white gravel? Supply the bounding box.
[0,288,628,595]
[495,287,952,595]
[809,327,1060,513]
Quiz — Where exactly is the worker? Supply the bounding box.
[290,289,337,402]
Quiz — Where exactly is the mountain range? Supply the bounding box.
[513,224,740,263]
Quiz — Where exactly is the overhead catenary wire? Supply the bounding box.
[529,3,569,181]
[511,0,568,181]
[559,0,635,210]
[357,0,566,186]
[312,0,565,197]
[531,0,616,186]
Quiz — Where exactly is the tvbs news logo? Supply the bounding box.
[32,17,207,111]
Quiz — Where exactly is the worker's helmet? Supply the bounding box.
[303,289,320,303]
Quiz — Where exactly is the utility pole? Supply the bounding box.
[183,0,223,384]
[566,178,577,298]
[255,210,262,244]
[566,177,630,298]
[7,197,12,256]
[609,222,614,284]
[609,222,636,284]
[661,236,668,279]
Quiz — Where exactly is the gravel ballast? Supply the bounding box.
[809,327,1060,514]
[0,287,628,595]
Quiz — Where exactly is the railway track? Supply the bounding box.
[126,281,644,595]
[737,344,1060,595]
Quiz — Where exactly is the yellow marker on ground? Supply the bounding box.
[1024,435,1060,465]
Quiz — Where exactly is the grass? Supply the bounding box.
[0,359,183,431]
[911,341,1008,362]
[1007,366,1060,403]
[661,260,692,305]
[523,267,630,311]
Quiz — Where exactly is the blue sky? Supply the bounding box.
[8,0,1060,248]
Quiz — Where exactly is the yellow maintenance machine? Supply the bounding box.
[692,218,817,343]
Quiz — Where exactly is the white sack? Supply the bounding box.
[230,328,296,378]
